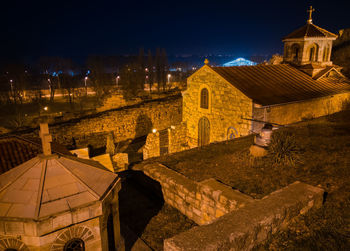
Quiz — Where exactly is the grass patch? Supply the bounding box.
[136,110,350,249]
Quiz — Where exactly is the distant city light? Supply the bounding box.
[223,58,257,67]
[152,128,157,133]
[44,106,48,111]
[167,74,171,83]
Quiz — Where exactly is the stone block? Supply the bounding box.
[164,181,324,251]
[192,207,202,218]
[249,144,268,157]
[215,209,225,218]
[112,153,129,171]
[219,195,228,205]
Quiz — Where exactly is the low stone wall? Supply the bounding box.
[143,132,160,159]
[143,122,189,159]
[16,94,182,148]
[135,163,254,225]
[253,92,350,132]
[168,122,189,154]
[164,181,324,251]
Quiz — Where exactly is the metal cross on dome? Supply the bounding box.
[307,6,315,24]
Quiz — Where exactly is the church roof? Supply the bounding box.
[0,154,118,220]
[283,23,337,39]
[211,64,350,106]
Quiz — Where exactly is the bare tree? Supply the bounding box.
[155,48,162,93]
[147,50,154,92]
[86,55,112,100]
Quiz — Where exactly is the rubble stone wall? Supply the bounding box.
[143,122,189,159]
[164,181,324,251]
[143,132,160,160]
[19,95,182,148]
[252,92,350,132]
[168,122,189,154]
[183,66,253,147]
[137,163,254,225]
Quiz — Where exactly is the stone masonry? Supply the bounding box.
[183,66,252,147]
[17,95,182,148]
[135,163,254,225]
[143,122,189,160]
[252,92,350,132]
[164,181,324,251]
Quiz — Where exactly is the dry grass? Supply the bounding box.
[139,110,350,250]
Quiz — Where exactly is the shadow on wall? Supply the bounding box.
[118,170,164,250]
[123,114,153,162]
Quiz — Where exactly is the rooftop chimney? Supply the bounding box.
[39,123,52,155]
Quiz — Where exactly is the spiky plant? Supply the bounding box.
[268,130,300,166]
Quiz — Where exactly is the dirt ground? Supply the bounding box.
[118,174,197,250]
[138,110,350,250]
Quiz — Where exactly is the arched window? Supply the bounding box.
[291,44,300,62]
[64,238,85,251]
[309,44,319,62]
[200,88,209,109]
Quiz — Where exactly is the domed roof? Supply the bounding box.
[0,154,118,220]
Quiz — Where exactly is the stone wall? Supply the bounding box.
[143,122,189,159]
[253,92,350,131]
[164,181,324,251]
[18,94,182,148]
[183,65,252,147]
[168,122,189,154]
[135,163,254,225]
[143,132,160,159]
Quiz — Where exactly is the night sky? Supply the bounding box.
[1,0,350,63]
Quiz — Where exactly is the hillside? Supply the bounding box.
[139,109,350,250]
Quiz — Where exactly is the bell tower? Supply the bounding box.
[282,6,337,76]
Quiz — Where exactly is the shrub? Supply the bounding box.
[268,130,300,166]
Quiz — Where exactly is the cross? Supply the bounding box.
[307,6,315,24]
[39,123,52,155]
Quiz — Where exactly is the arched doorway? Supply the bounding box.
[198,117,210,146]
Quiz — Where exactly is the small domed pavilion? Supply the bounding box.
[0,124,123,251]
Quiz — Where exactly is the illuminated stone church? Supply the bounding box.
[182,7,350,147]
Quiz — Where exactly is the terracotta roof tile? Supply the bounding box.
[0,136,72,174]
[211,64,350,106]
[284,23,337,39]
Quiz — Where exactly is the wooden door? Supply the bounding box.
[198,117,210,146]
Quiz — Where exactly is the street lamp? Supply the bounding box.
[84,77,88,95]
[167,74,171,84]
[48,78,51,92]
[116,76,120,88]
[10,79,13,91]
